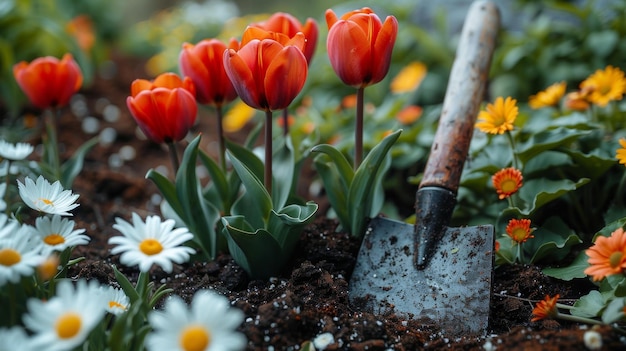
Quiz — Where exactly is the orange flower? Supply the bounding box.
[617,138,626,166]
[223,36,308,112]
[506,219,534,244]
[584,228,626,281]
[179,38,239,107]
[564,89,591,111]
[397,105,423,125]
[528,81,566,109]
[580,65,626,107]
[325,7,398,88]
[126,73,197,144]
[531,294,560,322]
[475,97,518,134]
[66,15,95,52]
[13,53,83,109]
[246,12,318,64]
[492,168,523,199]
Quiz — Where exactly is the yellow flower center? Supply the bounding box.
[180,325,211,351]
[108,300,127,311]
[609,251,623,269]
[512,228,528,243]
[500,179,518,194]
[139,238,163,255]
[0,249,21,266]
[39,198,54,206]
[44,234,65,245]
[56,312,82,339]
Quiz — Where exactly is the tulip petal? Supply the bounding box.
[325,9,339,29]
[327,21,371,87]
[131,79,153,97]
[224,47,263,110]
[371,16,398,84]
[165,88,197,141]
[127,93,164,143]
[265,46,307,111]
[153,73,185,90]
[302,18,319,63]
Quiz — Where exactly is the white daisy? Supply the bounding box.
[0,326,37,351]
[33,215,90,255]
[100,285,130,315]
[0,140,34,161]
[0,213,20,239]
[23,279,106,351]
[17,175,79,216]
[108,213,195,273]
[146,290,246,351]
[0,225,45,287]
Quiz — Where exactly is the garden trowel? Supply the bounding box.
[349,1,499,337]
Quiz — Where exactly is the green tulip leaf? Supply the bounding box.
[267,201,318,250]
[312,154,350,230]
[272,136,295,210]
[61,136,98,188]
[226,139,265,182]
[198,149,231,213]
[348,130,401,236]
[221,215,284,280]
[145,169,184,218]
[228,149,272,229]
[311,143,354,188]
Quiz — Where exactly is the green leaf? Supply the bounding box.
[226,139,265,182]
[572,290,605,318]
[175,135,219,259]
[347,130,401,236]
[198,150,231,213]
[517,127,591,164]
[602,298,625,324]
[112,265,140,304]
[221,216,283,279]
[228,149,272,229]
[312,154,350,230]
[271,136,295,210]
[60,136,98,188]
[543,251,589,281]
[526,216,582,263]
[518,177,590,216]
[311,143,354,188]
[267,201,318,250]
[145,169,184,217]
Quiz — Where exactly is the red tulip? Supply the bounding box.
[325,7,398,88]
[126,73,197,144]
[223,35,308,112]
[247,12,318,64]
[13,53,83,109]
[179,38,240,107]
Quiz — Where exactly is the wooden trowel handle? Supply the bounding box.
[415,1,500,269]
[420,0,500,192]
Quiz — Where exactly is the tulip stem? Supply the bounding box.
[265,110,273,195]
[167,142,180,175]
[43,108,61,183]
[216,106,226,172]
[281,109,289,136]
[355,86,364,169]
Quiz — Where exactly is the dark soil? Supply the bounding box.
[27,55,626,350]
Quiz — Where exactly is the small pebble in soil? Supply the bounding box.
[82,116,100,134]
[583,329,602,350]
[312,332,334,350]
[119,145,136,161]
[71,94,89,117]
[99,127,117,145]
[103,104,120,122]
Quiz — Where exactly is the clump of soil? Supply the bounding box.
[16,55,626,350]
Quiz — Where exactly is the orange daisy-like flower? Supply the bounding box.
[616,139,626,166]
[579,65,626,107]
[531,294,560,322]
[564,89,592,111]
[584,227,626,281]
[529,81,566,109]
[506,219,534,244]
[475,97,518,134]
[492,168,523,200]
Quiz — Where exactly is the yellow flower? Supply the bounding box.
[492,168,523,200]
[584,227,626,281]
[580,65,626,107]
[616,138,626,166]
[390,61,427,94]
[531,294,560,322]
[223,101,257,133]
[528,81,566,109]
[475,97,518,134]
[506,218,534,244]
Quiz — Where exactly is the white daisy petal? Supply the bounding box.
[146,290,246,351]
[33,215,90,255]
[0,140,34,161]
[17,176,80,216]
[108,213,195,273]
[0,326,37,351]
[0,225,45,286]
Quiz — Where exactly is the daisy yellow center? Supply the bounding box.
[39,198,54,206]
[0,249,21,266]
[56,313,82,339]
[180,325,211,351]
[44,234,65,245]
[139,238,163,255]
[609,251,623,269]
[500,179,518,194]
[109,300,127,311]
